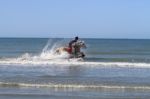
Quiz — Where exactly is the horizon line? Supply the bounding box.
[0,37,150,40]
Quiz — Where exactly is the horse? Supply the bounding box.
[55,40,86,58]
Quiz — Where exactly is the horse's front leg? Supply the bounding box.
[78,52,85,58]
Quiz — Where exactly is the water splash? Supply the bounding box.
[0,39,72,65]
[0,39,150,68]
[39,39,69,60]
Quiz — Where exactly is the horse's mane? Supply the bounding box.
[74,40,85,46]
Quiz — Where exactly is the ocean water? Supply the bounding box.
[1,38,150,99]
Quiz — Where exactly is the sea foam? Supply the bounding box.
[0,39,150,68]
[0,82,150,90]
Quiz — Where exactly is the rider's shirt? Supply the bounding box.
[69,39,77,48]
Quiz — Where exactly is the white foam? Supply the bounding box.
[0,57,150,68]
[0,82,150,90]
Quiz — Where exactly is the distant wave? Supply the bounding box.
[0,82,150,90]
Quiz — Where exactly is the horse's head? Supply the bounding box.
[74,40,86,48]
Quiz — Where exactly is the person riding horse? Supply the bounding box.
[55,37,86,58]
[68,36,79,54]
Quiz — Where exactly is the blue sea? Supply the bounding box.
[1,38,150,99]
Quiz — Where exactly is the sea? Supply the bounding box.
[0,38,150,99]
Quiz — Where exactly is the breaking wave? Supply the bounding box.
[0,82,150,90]
[0,39,150,68]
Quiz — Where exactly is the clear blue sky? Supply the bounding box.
[0,0,150,38]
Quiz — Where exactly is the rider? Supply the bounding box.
[68,36,79,54]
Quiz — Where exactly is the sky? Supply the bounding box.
[0,0,150,38]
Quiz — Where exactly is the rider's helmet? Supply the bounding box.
[75,36,79,40]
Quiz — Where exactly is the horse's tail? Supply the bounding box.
[55,48,60,54]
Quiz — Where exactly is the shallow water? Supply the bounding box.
[0,38,150,99]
